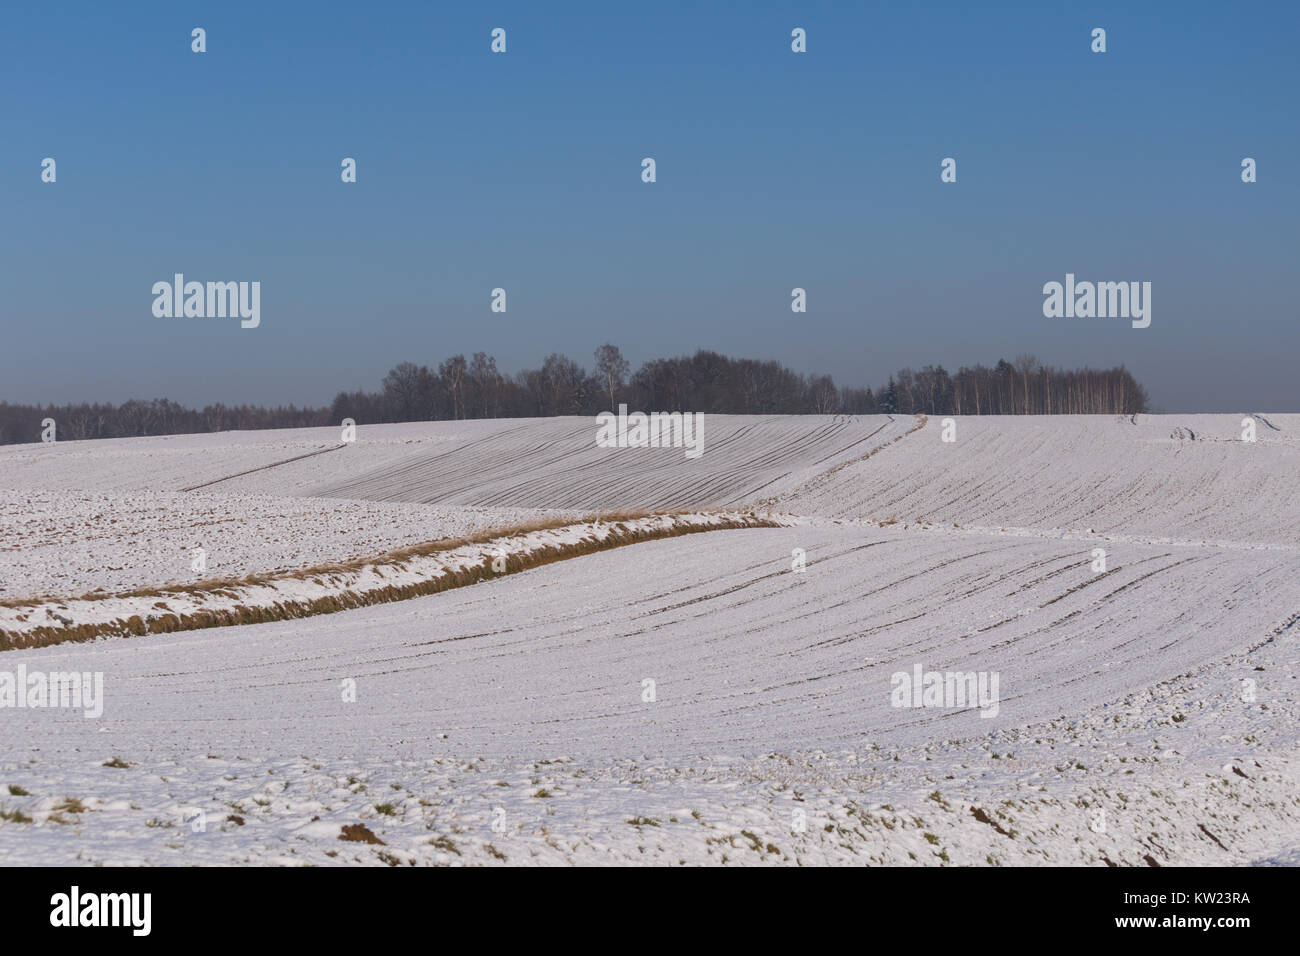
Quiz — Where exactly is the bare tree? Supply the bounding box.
[439,355,468,420]
[541,353,586,415]
[467,352,502,418]
[593,344,630,410]
[382,362,431,421]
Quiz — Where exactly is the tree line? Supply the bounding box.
[0,348,1149,444]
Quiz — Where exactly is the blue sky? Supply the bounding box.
[2,1,1296,411]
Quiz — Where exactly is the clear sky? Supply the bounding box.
[3,1,1296,412]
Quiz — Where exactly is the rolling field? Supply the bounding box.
[1,414,1296,865]
[777,414,1300,547]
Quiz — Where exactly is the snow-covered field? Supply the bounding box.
[779,414,1300,547]
[1,414,1296,865]
[0,415,901,598]
[0,489,573,600]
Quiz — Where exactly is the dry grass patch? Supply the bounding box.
[339,823,385,845]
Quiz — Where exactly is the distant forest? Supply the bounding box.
[0,348,1149,445]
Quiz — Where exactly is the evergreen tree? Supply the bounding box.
[879,377,898,414]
